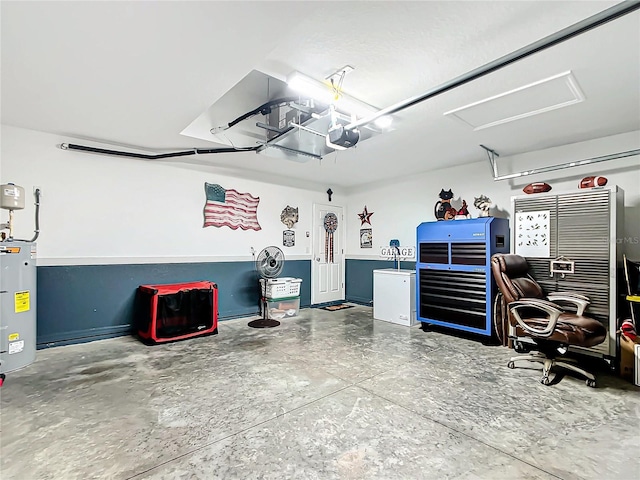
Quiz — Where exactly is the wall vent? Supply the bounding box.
[444,71,585,130]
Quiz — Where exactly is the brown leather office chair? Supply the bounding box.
[491,254,607,387]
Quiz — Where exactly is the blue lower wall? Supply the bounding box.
[345,259,414,305]
[36,260,311,348]
[37,258,409,348]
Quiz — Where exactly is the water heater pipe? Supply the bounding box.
[12,189,41,243]
[8,210,14,240]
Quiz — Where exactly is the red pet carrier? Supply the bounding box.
[136,281,218,344]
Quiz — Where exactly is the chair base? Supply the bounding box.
[507,352,597,387]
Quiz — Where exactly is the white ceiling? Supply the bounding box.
[2,1,639,189]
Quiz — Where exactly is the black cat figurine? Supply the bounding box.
[434,189,456,221]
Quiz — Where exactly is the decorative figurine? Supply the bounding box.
[455,200,471,219]
[474,195,492,217]
[434,189,457,221]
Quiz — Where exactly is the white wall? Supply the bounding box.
[3,125,638,265]
[345,131,640,260]
[0,125,344,265]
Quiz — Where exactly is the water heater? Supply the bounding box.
[0,242,37,373]
[1,182,38,374]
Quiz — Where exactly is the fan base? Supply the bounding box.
[248,318,281,328]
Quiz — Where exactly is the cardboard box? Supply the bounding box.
[619,334,640,383]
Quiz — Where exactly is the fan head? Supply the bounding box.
[256,246,284,279]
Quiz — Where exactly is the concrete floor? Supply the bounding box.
[1,305,639,480]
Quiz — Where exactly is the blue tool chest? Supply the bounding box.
[416,218,510,336]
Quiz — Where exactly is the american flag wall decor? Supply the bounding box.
[203,182,261,231]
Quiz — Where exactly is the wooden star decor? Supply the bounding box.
[358,206,374,226]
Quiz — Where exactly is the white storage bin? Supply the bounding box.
[260,277,302,299]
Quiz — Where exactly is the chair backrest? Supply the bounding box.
[491,254,545,304]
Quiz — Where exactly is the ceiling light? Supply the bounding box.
[286,71,334,105]
[286,70,392,127]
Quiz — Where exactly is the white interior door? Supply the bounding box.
[311,203,345,305]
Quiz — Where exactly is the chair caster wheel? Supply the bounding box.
[586,379,596,388]
[513,341,530,354]
[541,376,551,386]
[507,361,515,369]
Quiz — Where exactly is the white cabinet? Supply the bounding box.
[373,269,417,326]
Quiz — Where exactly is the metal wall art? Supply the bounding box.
[358,206,374,225]
[280,205,299,228]
[360,228,372,248]
[280,205,298,248]
[203,182,261,230]
[283,230,295,247]
[326,188,333,202]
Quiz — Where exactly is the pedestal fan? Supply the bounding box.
[249,245,285,328]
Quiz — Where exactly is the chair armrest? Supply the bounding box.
[548,291,589,301]
[547,292,590,315]
[509,299,563,338]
